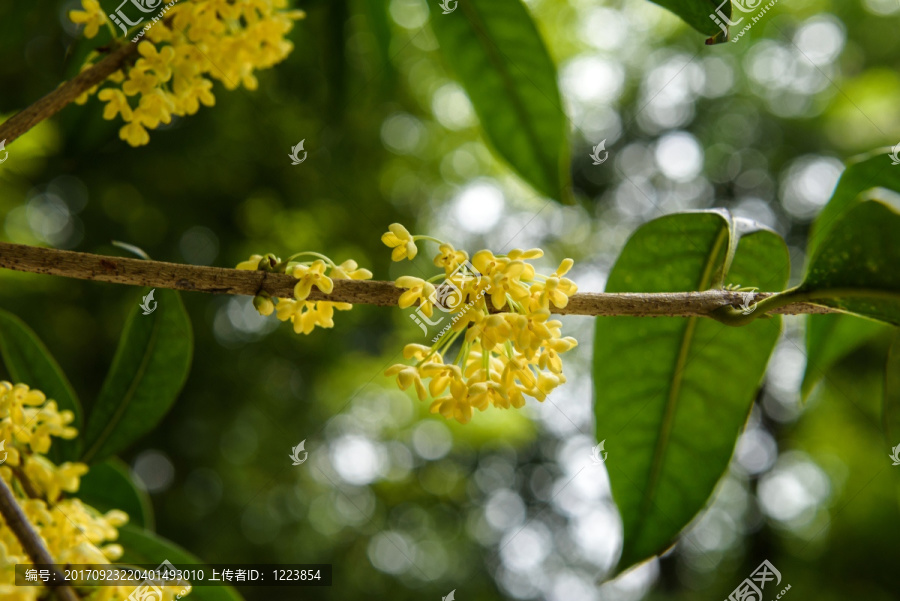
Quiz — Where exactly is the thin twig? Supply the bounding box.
[0,43,139,146]
[10,465,41,499]
[0,477,80,601]
[0,242,842,318]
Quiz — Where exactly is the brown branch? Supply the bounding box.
[0,241,842,318]
[0,43,139,147]
[10,464,41,500]
[0,477,80,601]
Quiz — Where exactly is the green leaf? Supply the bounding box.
[797,200,900,325]
[800,149,900,401]
[430,0,569,200]
[884,331,900,444]
[594,211,789,571]
[356,0,394,86]
[0,308,83,461]
[807,148,900,260]
[801,314,892,400]
[78,458,154,529]
[647,0,731,40]
[118,525,245,601]
[82,289,193,463]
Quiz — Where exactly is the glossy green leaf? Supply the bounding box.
[647,0,731,40]
[801,149,900,401]
[594,211,789,571]
[797,200,900,325]
[801,314,891,400]
[118,525,244,601]
[0,308,82,461]
[807,148,900,260]
[78,458,153,529]
[82,290,193,463]
[884,331,900,444]
[430,0,569,200]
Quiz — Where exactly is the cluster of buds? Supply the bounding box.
[381,224,579,424]
[237,253,372,334]
[68,0,304,146]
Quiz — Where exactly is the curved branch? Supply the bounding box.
[0,242,842,318]
[0,43,139,146]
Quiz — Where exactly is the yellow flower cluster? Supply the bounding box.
[68,0,305,146]
[0,383,81,503]
[0,382,186,601]
[237,253,373,334]
[382,224,579,424]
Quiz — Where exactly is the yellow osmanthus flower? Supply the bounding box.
[382,225,579,424]
[235,254,268,271]
[122,63,160,97]
[97,88,133,121]
[0,382,189,601]
[68,0,108,39]
[69,1,305,147]
[236,253,372,335]
[433,243,468,271]
[135,42,176,82]
[531,258,577,310]
[292,261,333,301]
[395,276,437,317]
[329,260,373,311]
[119,120,151,147]
[381,223,418,261]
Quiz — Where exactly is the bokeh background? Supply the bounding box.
[2,0,900,599]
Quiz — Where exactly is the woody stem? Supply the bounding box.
[0,43,139,147]
[0,242,843,319]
